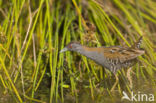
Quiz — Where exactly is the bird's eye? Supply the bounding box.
[69,44,72,48]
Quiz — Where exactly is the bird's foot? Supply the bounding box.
[110,74,119,92]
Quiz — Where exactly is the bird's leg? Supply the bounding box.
[127,67,132,89]
[110,73,119,92]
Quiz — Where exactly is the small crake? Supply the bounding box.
[60,37,144,91]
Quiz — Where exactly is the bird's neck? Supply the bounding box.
[75,46,89,55]
[75,46,102,59]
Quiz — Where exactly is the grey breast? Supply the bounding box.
[82,50,111,69]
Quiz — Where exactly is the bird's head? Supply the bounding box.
[60,42,82,53]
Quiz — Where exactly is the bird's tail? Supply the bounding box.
[131,36,143,49]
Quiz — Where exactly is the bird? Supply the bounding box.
[60,36,144,91]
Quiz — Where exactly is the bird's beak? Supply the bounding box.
[59,47,68,53]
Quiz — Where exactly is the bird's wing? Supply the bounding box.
[103,47,144,63]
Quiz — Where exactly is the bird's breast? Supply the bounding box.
[80,49,111,69]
